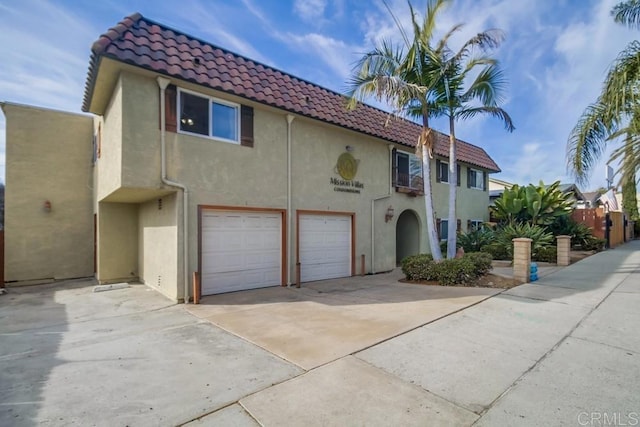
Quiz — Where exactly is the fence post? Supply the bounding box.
[512,238,532,283]
[556,235,571,266]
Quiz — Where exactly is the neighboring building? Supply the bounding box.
[578,191,603,209]
[1,13,500,301]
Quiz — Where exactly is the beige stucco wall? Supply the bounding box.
[96,77,123,201]
[98,69,494,298]
[1,103,94,282]
[138,192,179,300]
[430,161,492,229]
[97,201,138,283]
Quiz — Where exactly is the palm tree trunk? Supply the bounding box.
[422,144,443,260]
[422,114,443,260]
[447,115,457,259]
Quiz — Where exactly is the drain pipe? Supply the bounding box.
[286,114,295,286]
[157,76,190,303]
[370,144,395,274]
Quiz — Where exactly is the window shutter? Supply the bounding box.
[457,219,461,232]
[391,148,397,187]
[436,159,441,183]
[457,164,461,187]
[467,219,472,231]
[467,168,471,188]
[240,105,254,147]
[164,84,177,133]
[483,171,488,191]
[436,218,441,240]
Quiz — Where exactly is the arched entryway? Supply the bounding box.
[396,209,420,265]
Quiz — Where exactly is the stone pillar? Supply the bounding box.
[556,235,571,266]
[513,238,532,283]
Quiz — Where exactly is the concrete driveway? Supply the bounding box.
[1,270,499,426]
[0,280,301,426]
[187,269,500,369]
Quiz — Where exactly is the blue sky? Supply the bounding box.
[0,0,637,190]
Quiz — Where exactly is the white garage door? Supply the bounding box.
[201,210,282,295]
[299,214,352,282]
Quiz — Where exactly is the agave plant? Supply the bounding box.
[492,223,554,258]
[457,226,495,252]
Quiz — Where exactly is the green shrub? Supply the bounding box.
[465,252,493,275]
[481,243,511,260]
[439,240,448,255]
[401,252,492,285]
[581,237,607,251]
[401,253,435,280]
[457,227,495,252]
[533,246,557,263]
[431,258,476,286]
[495,223,554,257]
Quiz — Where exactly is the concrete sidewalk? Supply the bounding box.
[232,241,640,426]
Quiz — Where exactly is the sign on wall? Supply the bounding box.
[331,152,364,194]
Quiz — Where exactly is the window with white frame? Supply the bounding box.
[438,160,449,183]
[469,219,483,231]
[178,89,239,143]
[395,151,423,191]
[467,168,485,190]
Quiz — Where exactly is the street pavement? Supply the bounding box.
[1,241,639,426]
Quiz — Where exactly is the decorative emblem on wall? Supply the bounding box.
[331,152,364,194]
[336,152,359,180]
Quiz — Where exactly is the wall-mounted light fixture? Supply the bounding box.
[43,200,52,213]
[345,145,354,152]
[385,205,395,223]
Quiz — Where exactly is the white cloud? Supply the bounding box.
[171,0,273,66]
[285,32,355,79]
[294,0,328,23]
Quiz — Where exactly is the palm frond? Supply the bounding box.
[462,63,508,106]
[567,102,619,185]
[601,40,640,118]
[612,0,640,29]
[456,106,514,131]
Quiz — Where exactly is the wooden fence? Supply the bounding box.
[571,208,630,248]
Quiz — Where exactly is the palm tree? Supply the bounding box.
[430,33,514,258]
[346,0,452,259]
[567,0,640,185]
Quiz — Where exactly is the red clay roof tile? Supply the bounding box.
[82,13,500,172]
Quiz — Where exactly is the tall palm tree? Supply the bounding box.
[567,0,640,185]
[430,33,514,258]
[346,0,452,260]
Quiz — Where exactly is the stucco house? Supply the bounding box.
[1,13,500,302]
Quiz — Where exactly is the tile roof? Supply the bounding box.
[83,13,500,172]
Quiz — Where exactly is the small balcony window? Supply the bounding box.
[395,151,424,192]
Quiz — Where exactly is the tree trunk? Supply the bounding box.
[422,143,443,260]
[447,115,457,259]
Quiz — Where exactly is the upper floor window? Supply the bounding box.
[178,89,239,143]
[395,151,423,192]
[437,160,449,183]
[467,168,486,190]
[436,159,460,186]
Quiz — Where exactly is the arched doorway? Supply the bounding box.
[396,210,420,265]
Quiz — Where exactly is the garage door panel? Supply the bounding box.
[299,214,351,282]
[201,211,282,295]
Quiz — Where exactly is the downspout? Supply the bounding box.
[286,114,295,285]
[157,76,190,303]
[371,144,395,273]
